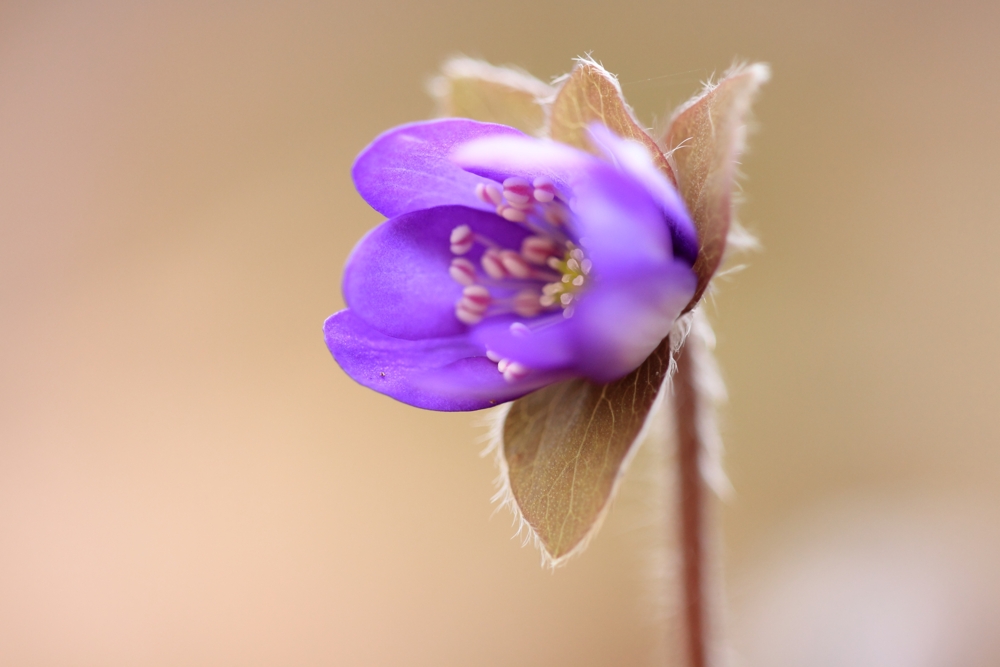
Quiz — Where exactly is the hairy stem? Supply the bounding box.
[673,339,709,667]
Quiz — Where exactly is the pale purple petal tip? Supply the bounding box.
[325,310,554,411]
[352,119,524,218]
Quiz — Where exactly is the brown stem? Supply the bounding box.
[673,340,708,667]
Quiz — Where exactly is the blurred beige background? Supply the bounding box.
[2,1,999,665]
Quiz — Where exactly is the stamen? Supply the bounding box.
[456,305,484,325]
[521,236,558,265]
[497,204,527,223]
[455,285,491,325]
[449,257,477,285]
[481,249,508,280]
[475,182,503,206]
[513,289,542,317]
[461,284,491,309]
[502,361,529,383]
[532,176,556,203]
[560,293,574,306]
[509,322,530,337]
[486,349,503,363]
[450,225,474,255]
[581,259,593,275]
[502,177,532,206]
[499,250,532,279]
[542,202,569,226]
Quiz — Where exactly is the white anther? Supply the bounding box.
[542,283,561,295]
[521,236,558,265]
[581,258,593,275]
[497,204,527,223]
[570,248,584,261]
[562,274,572,283]
[449,257,477,285]
[509,322,530,337]
[481,249,508,279]
[547,257,562,270]
[450,225,474,255]
[456,305,484,325]
[563,305,575,318]
[572,275,585,287]
[502,177,532,206]
[486,349,503,363]
[499,250,532,279]
[539,294,556,307]
[566,257,580,272]
[560,293,574,306]
[502,361,529,383]
[532,177,556,203]
[497,358,510,373]
[513,290,542,317]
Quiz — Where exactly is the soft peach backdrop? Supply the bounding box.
[2,1,998,665]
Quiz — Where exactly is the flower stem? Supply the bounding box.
[673,339,709,667]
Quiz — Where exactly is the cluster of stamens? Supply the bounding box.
[447,176,592,382]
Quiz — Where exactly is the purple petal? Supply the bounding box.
[343,206,531,340]
[352,119,525,218]
[325,310,561,411]
[571,260,697,381]
[570,160,675,272]
[451,134,595,191]
[470,314,577,371]
[588,123,699,265]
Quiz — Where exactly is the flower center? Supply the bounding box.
[444,177,591,382]
[539,244,591,317]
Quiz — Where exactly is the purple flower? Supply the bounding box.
[324,118,699,411]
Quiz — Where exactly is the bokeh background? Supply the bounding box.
[2,1,999,665]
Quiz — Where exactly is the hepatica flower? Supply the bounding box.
[325,57,768,569]
[325,120,698,411]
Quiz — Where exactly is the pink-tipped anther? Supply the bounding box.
[532,177,555,203]
[449,225,474,255]
[521,236,558,265]
[502,177,532,206]
[499,250,532,279]
[497,204,527,223]
[542,202,569,226]
[513,289,542,317]
[461,284,491,310]
[455,285,491,325]
[502,361,529,383]
[456,306,483,325]
[448,257,477,285]
[481,248,508,280]
[475,182,503,206]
